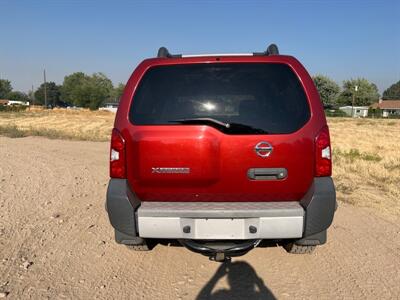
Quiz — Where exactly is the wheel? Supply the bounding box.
[283,243,316,254]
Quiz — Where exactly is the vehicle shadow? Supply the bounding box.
[196,260,276,300]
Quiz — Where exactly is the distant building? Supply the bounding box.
[339,106,369,118]
[370,99,400,117]
[0,99,29,106]
[8,100,29,106]
[99,103,119,113]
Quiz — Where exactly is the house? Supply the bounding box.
[0,99,9,106]
[338,106,369,118]
[99,102,119,113]
[370,99,400,117]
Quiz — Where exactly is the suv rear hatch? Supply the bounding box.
[126,62,314,202]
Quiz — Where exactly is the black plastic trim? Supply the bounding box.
[115,230,146,245]
[253,43,279,56]
[106,179,141,237]
[247,168,287,180]
[157,47,182,58]
[106,177,336,248]
[295,230,327,246]
[178,239,261,259]
[158,44,278,58]
[300,177,336,237]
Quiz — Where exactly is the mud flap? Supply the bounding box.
[300,177,336,237]
[106,179,141,238]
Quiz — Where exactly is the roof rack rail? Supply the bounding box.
[253,43,279,56]
[157,47,182,58]
[157,43,279,58]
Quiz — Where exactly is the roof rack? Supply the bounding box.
[156,43,279,58]
[253,43,279,56]
[157,47,182,58]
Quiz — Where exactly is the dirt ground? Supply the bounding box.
[0,137,399,299]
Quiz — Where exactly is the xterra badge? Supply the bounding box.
[152,167,190,174]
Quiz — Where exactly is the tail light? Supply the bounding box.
[110,128,126,178]
[315,125,332,177]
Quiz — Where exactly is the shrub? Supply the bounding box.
[334,148,382,162]
[0,124,27,138]
[0,105,28,112]
[368,108,382,118]
[325,109,348,117]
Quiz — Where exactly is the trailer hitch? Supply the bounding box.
[178,239,262,262]
[211,252,231,263]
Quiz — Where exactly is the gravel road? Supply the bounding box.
[0,137,399,299]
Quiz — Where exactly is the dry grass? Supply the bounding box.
[329,117,400,219]
[0,110,399,219]
[0,108,114,141]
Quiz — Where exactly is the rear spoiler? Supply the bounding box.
[156,43,279,58]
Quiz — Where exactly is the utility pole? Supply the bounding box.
[43,69,48,107]
[352,85,358,117]
[31,85,35,107]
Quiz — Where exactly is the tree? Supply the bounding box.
[382,80,400,100]
[7,91,30,102]
[112,83,125,102]
[61,72,113,109]
[28,90,35,104]
[85,73,113,110]
[337,78,380,106]
[312,75,340,108]
[0,79,12,98]
[34,82,61,106]
[61,72,86,105]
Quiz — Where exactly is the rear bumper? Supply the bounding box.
[138,201,304,239]
[106,177,336,242]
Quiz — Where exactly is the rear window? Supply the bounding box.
[129,63,310,134]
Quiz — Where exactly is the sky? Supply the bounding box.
[1,0,399,94]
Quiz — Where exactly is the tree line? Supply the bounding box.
[312,76,400,108]
[1,73,399,110]
[0,72,125,110]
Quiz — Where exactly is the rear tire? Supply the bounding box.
[126,238,151,251]
[283,243,316,254]
[126,244,150,251]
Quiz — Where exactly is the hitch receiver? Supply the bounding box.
[178,239,261,262]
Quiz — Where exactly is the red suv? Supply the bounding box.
[106,44,336,261]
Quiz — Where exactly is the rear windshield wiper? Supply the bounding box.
[228,123,269,134]
[169,118,230,128]
[169,118,269,134]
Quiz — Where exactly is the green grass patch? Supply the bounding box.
[0,124,28,138]
[0,105,28,112]
[334,148,382,162]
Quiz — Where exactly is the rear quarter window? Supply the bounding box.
[129,63,310,134]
